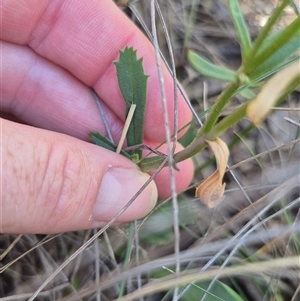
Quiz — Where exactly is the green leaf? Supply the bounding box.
[239,88,256,99]
[243,0,290,65]
[244,15,300,75]
[179,123,198,148]
[139,200,198,244]
[114,46,148,158]
[181,280,246,301]
[248,33,300,79]
[187,50,238,82]
[228,0,252,60]
[89,132,131,159]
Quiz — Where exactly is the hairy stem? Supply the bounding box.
[199,81,240,135]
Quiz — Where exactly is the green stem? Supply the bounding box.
[139,103,248,172]
[199,81,240,135]
[173,136,207,163]
[206,102,248,141]
[138,155,166,173]
[173,102,248,163]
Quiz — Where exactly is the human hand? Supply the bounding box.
[1,0,193,234]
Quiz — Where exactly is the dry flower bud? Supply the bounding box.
[196,138,229,208]
[247,61,300,126]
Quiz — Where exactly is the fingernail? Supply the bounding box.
[92,168,157,222]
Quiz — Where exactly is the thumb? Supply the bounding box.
[1,119,157,234]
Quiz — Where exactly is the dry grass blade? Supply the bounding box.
[114,256,300,301]
[0,234,22,261]
[150,1,181,299]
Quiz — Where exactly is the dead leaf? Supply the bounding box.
[196,138,229,208]
[247,61,300,126]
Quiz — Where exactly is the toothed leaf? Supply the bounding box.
[114,46,148,158]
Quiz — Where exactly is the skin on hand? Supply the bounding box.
[1,0,193,234]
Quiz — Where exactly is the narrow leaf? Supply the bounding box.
[182,279,246,301]
[239,88,256,99]
[245,15,300,75]
[228,0,252,60]
[248,32,300,79]
[244,0,291,66]
[89,132,131,159]
[187,50,238,82]
[114,46,148,158]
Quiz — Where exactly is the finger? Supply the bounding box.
[2,0,192,142]
[1,119,157,234]
[1,41,124,142]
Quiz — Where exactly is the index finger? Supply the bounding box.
[1,0,192,142]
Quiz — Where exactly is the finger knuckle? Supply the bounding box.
[38,141,94,229]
